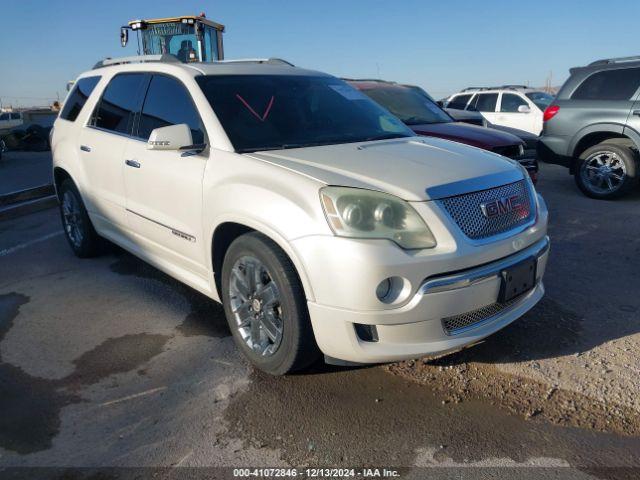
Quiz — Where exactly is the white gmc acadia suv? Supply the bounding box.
[52,57,549,375]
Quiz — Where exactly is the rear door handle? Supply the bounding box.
[80,145,91,152]
[633,110,640,116]
[125,159,140,168]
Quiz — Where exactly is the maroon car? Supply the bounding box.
[346,80,538,183]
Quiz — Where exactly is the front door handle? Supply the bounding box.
[125,159,140,168]
[80,145,91,152]
[633,110,640,117]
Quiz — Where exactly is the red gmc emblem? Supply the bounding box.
[480,194,526,219]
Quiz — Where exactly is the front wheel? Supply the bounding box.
[221,232,320,375]
[574,142,639,199]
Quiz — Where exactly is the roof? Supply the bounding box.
[128,15,225,31]
[570,55,640,74]
[88,55,328,78]
[460,85,541,93]
[194,62,327,77]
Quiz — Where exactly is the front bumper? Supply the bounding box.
[305,236,549,363]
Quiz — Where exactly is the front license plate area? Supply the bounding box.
[499,258,536,303]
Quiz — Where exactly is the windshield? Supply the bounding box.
[525,91,554,111]
[196,75,414,153]
[362,86,453,125]
[140,23,220,62]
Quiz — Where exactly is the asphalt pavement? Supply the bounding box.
[0,163,639,480]
[0,151,53,195]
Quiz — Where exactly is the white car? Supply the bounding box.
[51,56,549,375]
[445,86,555,136]
[0,111,24,132]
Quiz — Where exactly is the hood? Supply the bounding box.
[247,137,523,201]
[410,122,523,150]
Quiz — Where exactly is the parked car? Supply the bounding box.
[417,86,540,159]
[538,56,640,199]
[52,57,548,375]
[0,111,24,133]
[444,86,554,136]
[347,79,538,182]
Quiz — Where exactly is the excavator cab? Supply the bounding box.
[121,14,225,62]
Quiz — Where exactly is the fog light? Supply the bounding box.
[376,278,392,300]
[375,276,411,304]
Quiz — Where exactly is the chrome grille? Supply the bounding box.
[437,180,534,240]
[442,297,520,335]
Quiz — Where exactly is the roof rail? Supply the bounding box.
[588,55,640,66]
[215,58,295,66]
[341,78,394,84]
[93,54,180,69]
[461,85,532,92]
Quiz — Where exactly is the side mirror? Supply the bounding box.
[518,105,531,114]
[120,27,129,48]
[147,124,193,151]
[147,124,207,154]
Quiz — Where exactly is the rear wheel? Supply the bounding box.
[58,179,103,257]
[221,232,320,375]
[574,142,639,199]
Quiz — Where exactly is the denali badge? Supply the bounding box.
[480,194,525,219]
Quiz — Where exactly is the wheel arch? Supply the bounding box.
[210,218,315,303]
[53,166,73,200]
[569,124,638,174]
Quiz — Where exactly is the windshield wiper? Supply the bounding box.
[237,142,327,153]
[359,133,413,142]
[237,134,412,153]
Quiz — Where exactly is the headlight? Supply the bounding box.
[320,187,436,249]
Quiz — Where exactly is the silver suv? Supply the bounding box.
[538,56,640,199]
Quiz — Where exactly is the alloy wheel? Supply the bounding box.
[229,255,284,356]
[580,151,627,195]
[61,190,84,248]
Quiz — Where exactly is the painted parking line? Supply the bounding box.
[99,386,168,407]
[0,231,63,257]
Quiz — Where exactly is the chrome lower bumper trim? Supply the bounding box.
[419,236,549,295]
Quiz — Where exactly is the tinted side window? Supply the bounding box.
[10,113,21,120]
[572,68,640,100]
[0,113,8,121]
[475,93,498,112]
[448,94,472,110]
[500,93,528,112]
[138,75,204,144]
[93,74,148,135]
[60,76,101,122]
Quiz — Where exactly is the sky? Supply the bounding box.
[2,0,640,108]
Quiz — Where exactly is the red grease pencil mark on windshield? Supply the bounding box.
[236,94,275,121]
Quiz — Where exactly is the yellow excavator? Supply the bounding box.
[120,13,225,62]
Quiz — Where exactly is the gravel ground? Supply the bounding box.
[389,163,640,435]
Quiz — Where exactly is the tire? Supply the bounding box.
[58,179,103,258]
[221,232,320,375]
[574,142,639,199]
